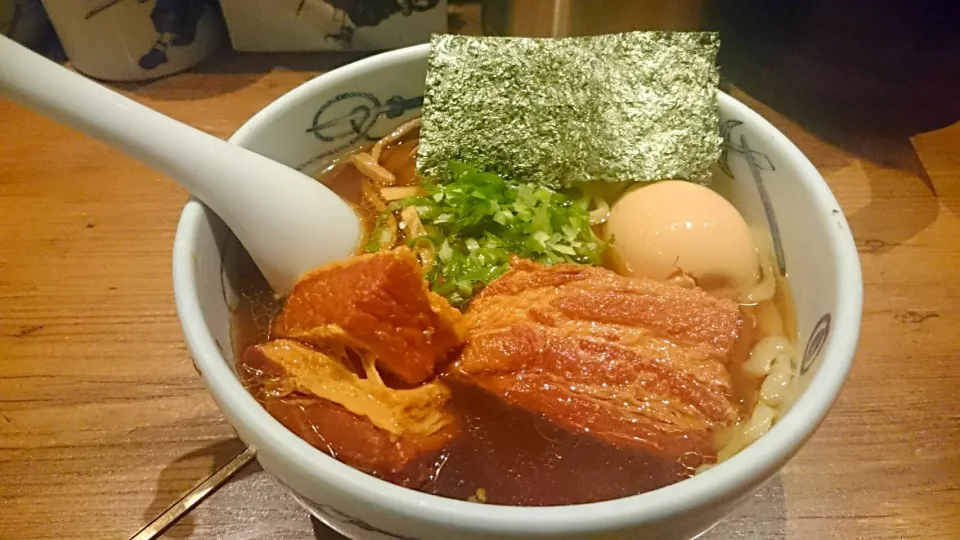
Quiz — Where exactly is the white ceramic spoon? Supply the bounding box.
[0,36,360,294]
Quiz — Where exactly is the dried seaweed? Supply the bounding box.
[418,32,722,187]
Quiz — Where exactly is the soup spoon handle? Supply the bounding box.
[0,36,360,294]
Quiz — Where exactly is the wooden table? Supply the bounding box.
[2,39,960,540]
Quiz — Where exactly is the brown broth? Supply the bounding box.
[229,142,798,505]
[422,382,689,505]
[378,138,420,186]
[229,246,280,356]
[318,161,381,243]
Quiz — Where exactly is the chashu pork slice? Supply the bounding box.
[448,259,742,461]
[247,247,467,486]
[272,247,467,385]
[239,339,458,488]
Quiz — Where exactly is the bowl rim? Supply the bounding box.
[173,44,863,535]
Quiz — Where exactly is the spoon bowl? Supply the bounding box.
[0,35,360,294]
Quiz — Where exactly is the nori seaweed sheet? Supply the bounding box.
[418,32,722,188]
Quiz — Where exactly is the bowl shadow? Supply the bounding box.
[700,474,788,539]
[139,438,250,539]
[104,46,373,101]
[312,516,350,540]
[833,137,941,256]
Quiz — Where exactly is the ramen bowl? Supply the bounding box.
[172,44,862,540]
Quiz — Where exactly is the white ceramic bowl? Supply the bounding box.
[172,45,862,540]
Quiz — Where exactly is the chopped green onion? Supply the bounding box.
[385,162,606,307]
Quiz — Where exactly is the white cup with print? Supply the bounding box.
[42,0,225,81]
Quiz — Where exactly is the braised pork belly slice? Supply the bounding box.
[448,259,742,461]
[239,340,458,487]
[272,247,467,385]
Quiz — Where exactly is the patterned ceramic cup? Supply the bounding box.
[42,0,225,81]
[172,45,862,540]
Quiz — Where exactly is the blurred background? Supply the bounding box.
[4,0,958,140]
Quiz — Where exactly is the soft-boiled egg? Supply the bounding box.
[605,180,761,300]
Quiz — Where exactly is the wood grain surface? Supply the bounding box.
[2,6,959,540]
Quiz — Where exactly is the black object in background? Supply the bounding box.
[707,0,960,136]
